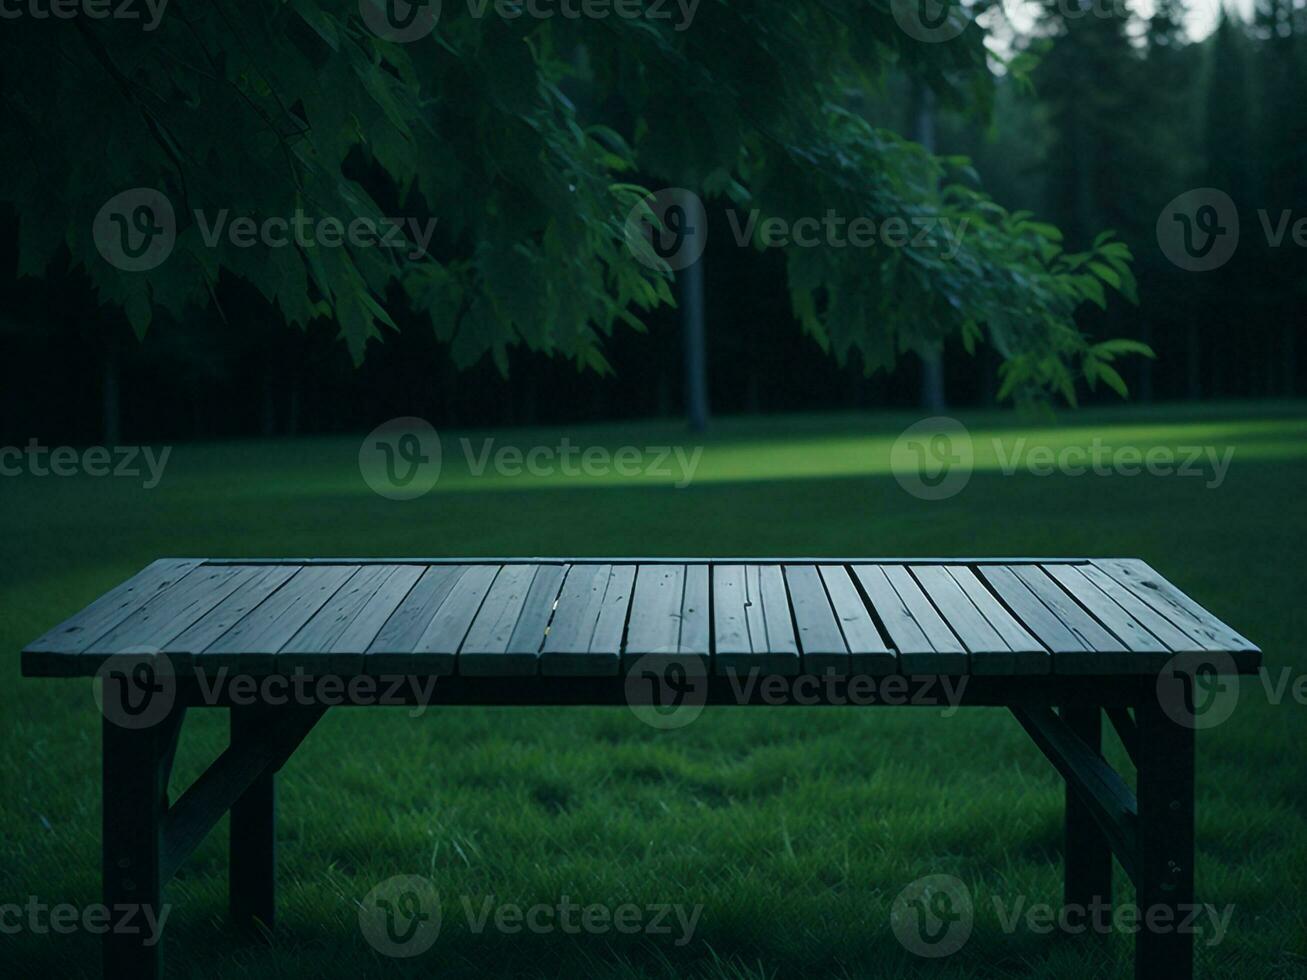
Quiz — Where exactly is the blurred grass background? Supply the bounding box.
[2,402,1305,978]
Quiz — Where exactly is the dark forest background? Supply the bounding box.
[3,1,1304,445]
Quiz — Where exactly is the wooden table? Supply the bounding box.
[22,557,1259,978]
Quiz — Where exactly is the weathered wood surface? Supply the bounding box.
[22,559,1259,677]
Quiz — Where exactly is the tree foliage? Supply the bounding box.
[0,0,1141,405]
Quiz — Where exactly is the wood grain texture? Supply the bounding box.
[24,559,206,675]
[784,565,847,675]
[19,559,1258,681]
[819,565,895,674]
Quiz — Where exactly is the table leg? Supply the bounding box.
[1134,696,1195,980]
[230,704,277,936]
[103,711,181,980]
[1061,704,1113,922]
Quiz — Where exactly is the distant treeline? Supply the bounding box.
[3,4,1302,445]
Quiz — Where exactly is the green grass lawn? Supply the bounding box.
[3,401,1306,978]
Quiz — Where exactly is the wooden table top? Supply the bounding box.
[21,558,1259,678]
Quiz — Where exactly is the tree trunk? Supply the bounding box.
[103,333,121,446]
[911,80,946,413]
[681,250,709,431]
[678,189,710,433]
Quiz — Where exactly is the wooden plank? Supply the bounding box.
[592,564,637,654]
[203,566,356,671]
[1094,559,1258,660]
[862,565,966,674]
[504,562,568,666]
[1043,564,1171,672]
[979,566,1090,663]
[759,565,798,662]
[713,564,798,675]
[1075,564,1201,653]
[819,565,895,674]
[625,564,687,662]
[279,565,420,672]
[413,564,498,673]
[712,564,751,666]
[944,566,1048,675]
[365,564,468,674]
[330,565,424,655]
[1009,565,1131,674]
[850,564,929,666]
[541,564,627,679]
[459,565,539,675]
[542,564,612,671]
[539,565,604,651]
[911,564,1008,658]
[84,565,258,658]
[23,559,205,674]
[784,565,848,675]
[164,566,300,669]
[678,564,711,656]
